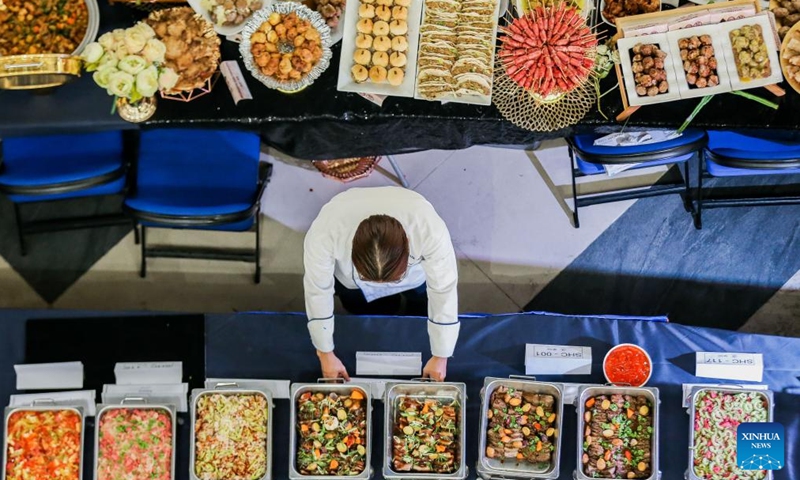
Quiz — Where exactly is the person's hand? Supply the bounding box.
[317,350,350,380]
[423,356,448,381]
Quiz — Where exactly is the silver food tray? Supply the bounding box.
[383,381,468,480]
[477,377,564,480]
[94,399,177,480]
[2,403,86,480]
[684,386,774,480]
[289,381,373,480]
[190,384,274,480]
[574,385,661,480]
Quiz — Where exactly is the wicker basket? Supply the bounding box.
[312,157,382,183]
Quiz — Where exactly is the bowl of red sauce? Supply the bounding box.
[603,343,652,387]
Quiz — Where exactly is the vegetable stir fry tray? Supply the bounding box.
[391,396,461,474]
[295,388,369,476]
[0,0,89,56]
[96,407,174,480]
[4,408,83,480]
[194,392,269,480]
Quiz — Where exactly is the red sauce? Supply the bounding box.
[604,345,651,386]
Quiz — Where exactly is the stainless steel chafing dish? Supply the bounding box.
[2,402,86,480]
[685,386,774,480]
[289,380,373,480]
[190,383,273,480]
[94,398,177,480]
[477,376,564,480]
[383,380,467,480]
[575,385,660,480]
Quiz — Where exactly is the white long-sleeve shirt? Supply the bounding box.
[303,187,460,358]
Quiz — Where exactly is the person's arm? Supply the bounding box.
[303,226,350,379]
[420,222,460,380]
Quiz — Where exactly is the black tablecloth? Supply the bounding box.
[0,309,798,480]
[2,2,800,159]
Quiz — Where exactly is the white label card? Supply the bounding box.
[15,361,84,390]
[358,93,387,106]
[525,344,592,375]
[695,352,764,382]
[115,362,182,385]
[204,378,290,399]
[220,60,253,105]
[9,390,97,416]
[356,352,421,376]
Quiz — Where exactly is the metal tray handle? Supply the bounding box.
[120,397,148,404]
[410,377,437,382]
[214,382,240,389]
[31,398,56,405]
[317,377,346,383]
[508,375,538,381]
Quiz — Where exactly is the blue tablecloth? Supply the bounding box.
[0,309,797,480]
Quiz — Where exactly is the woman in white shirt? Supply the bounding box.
[304,186,460,381]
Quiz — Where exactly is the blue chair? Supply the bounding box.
[0,130,134,255]
[697,131,800,229]
[566,130,707,228]
[124,129,272,283]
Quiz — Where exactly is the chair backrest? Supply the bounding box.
[137,129,260,191]
[2,131,123,163]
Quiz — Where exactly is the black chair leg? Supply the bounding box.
[693,153,704,230]
[133,222,140,245]
[682,160,692,213]
[569,147,580,229]
[13,204,27,257]
[140,225,147,278]
[254,211,261,284]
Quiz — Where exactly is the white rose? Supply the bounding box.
[158,67,179,91]
[115,44,130,60]
[141,38,166,64]
[98,52,118,69]
[108,70,135,98]
[132,21,156,40]
[98,32,115,50]
[123,27,148,54]
[118,55,148,75]
[112,28,125,44]
[81,42,104,64]
[93,65,117,90]
[136,66,159,97]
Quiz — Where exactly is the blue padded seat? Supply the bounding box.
[138,216,255,232]
[707,131,800,161]
[575,153,693,175]
[124,129,261,230]
[571,129,706,159]
[706,158,800,177]
[0,131,126,203]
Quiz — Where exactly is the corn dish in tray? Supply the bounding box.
[194,393,269,480]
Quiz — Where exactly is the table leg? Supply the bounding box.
[385,155,410,189]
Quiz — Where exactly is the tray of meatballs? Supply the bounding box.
[617,34,680,106]
[667,26,731,98]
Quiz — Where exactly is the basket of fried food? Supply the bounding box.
[312,157,382,182]
[239,2,332,92]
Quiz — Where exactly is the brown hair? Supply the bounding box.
[352,215,409,282]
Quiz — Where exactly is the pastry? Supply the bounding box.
[354,48,372,65]
[372,50,389,66]
[391,35,408,52]
[376,0,393,5]
[375,5,392,20]
[373,36,392,52]
[389,19,408,35]
[373,20,390,36]
[390,51,407,67]
[352,64,369,82]
[395,0,410,6]
[357,18,374,34]
[362,0,376,4]
[356,33,374,49]
[369,65,388,81]
[358,3,376,18]
[391,6,408,19]
[388,67,405,85]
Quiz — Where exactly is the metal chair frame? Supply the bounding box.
[0,130,139,256]
[125,162,273,284]
[693,149,800,229]
[566,133,708,228]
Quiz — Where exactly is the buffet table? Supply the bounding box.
[2,2,800,159]
[0,309,797,480]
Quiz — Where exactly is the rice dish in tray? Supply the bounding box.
[416,0,497,100]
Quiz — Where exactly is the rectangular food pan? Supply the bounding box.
[2,403,85,480]
[94,398,177,480]
[383,380,467,480]
[575,385,660,480]
[685,386,774,480]
[477,376,564,480]
[289,380,373,480]
[190,383,273,480]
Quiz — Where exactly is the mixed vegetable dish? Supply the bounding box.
[692,390,768,480]
[485,385,557,468]
[0,0,89,56]
[97,407,173,480]
[392,396,460,474]
[296,389,368,476]
[5,409,82,480]
[194,392,269,480]
[582,394,653,479]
